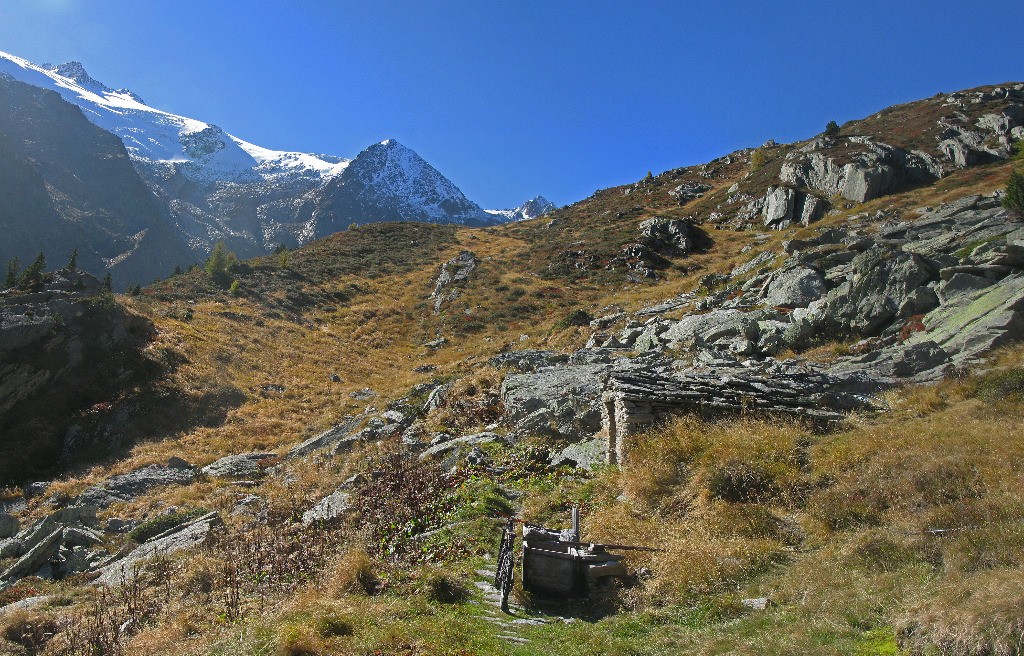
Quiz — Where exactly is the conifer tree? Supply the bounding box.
[205,241,228,277]
[103,272,113,291]
[4,257,19,289]
[20,252,46,286]
[1005,168,1024,216]
[67,249,78,270]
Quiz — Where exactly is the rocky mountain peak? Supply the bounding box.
[41,60,112,93]
[485,195,558,222]
[310,139,497,235]
[518,195,556,219]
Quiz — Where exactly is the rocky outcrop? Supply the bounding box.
[0,505,106,585]
[301,490,352,526]
[78,462,198,508]
[669,181,712,204]
[430,250,477,313]
[96,512,222,586]
[501,365,614,440]
[906,274,1024,362]
[816,249,935,336]
[637,217,693,255]
[201,453,276,479]
[0,270,157,483]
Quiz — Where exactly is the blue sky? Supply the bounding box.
[0,0,1021,208]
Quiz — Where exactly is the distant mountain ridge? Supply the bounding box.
[0,50,546,283]
[485,196,557,222]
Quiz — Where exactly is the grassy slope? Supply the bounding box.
[2,84,1024,655]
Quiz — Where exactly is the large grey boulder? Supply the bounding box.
[638,217,693,255]
[818,248,934,335]
[830,340,951,383]
[501,365,611,439]
[301,490,351,526]
[96,512,222,586]
[0,513,17,539]
[800,195,827,226]
[550,438,606,470]
[762,267,827,308]
[201,453,276,479]
[430,251,477,313]
[287,416,363,459]
[907,273,1024,363]
[763,186,797,229]
[78,464,198,508]
[661,309,761,350]
[419,432,507,470]
[936,273,996,305]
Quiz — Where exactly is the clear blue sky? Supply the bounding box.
[0,0,1021,209]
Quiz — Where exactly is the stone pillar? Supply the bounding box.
[601,392,618,466]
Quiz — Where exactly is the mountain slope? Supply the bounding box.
[0,74,194,288]
[4,76,1024,656]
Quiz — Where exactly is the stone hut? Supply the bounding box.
[601,365,880,465]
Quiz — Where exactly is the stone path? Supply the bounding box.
[470,557,550,646]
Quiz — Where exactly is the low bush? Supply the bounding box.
[129,509,204,543]
[325,548,378,596]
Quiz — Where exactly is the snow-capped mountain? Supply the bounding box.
[0,50,534,265]
[312,140,500,235]
[485,196,557,222]
[0,51,348,184]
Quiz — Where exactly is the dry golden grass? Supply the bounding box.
[899,569,1024,656]
[324,548,378,597]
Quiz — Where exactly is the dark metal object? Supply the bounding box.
[494,517,516,612]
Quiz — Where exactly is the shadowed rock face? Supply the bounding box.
[0,75,194,290]
[0,270,157,483]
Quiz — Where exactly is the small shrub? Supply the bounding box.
[750,148,768,171]
[898,569,1024,656]
[129,509,204,543]
[423,572,469,604]
[325,548,378,595]
[706,459,777,503]
[1,611,60,654]
[557,308,593,328]
[847,533,917,572]
[967,366,1024,403]
[274,624,323,656]
[312,614,354,637]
